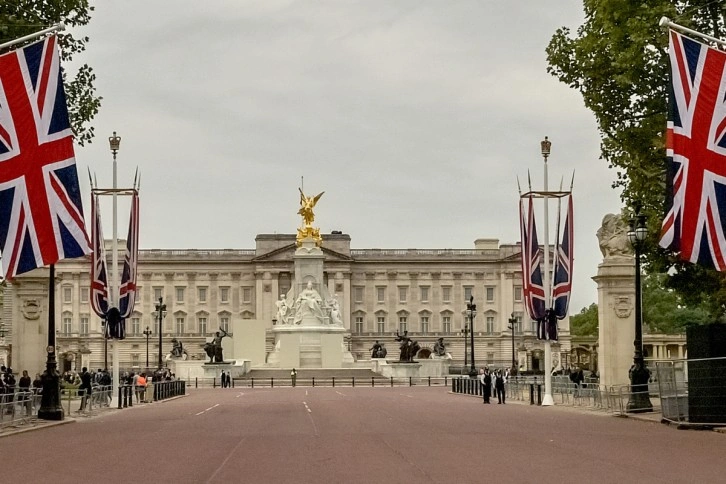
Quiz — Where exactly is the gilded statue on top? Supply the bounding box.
[296,188,324,246]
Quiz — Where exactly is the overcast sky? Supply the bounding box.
[68,0,624,314]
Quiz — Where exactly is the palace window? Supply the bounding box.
[514,313,523,334]
[355,316,364,334]
[442,286,452,303]
[131,353,140,367]
[377,316,386,334]
[420,286,429,303]
[420,316,429,334]
[198,287,207,302]
[376,287,386,303]
[176,317,185,335]
[486,316,494,334]
[63,286,72,303]
[176,287,185,303]
[132,317,140,335]
[398,287,408,303]
[354,287,364,303]
[198,317,207,335]
[398,316,407,333]
[154,287,163,301]
[242,287,252,304]
[63,317,72,335]
[80,317,89,336]
[220,287,230,303]
[442,316,451,334]
[514,286,522,302]
[220,316,230,333]
[464,286,473,302]
[80,288,89,303]
[486,287,495,302]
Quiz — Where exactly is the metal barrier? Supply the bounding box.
[153,380,186,401]
[242,376,451,388]
[0,390,35,427]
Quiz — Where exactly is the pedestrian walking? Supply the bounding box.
[290,368,297,387]
[479,367,491,404]
[226,371,232,388]
[495,370,506,404]
[79,367,92,412]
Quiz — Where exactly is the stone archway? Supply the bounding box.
[417,348,432,359]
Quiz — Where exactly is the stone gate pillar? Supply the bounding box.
[592,213,635,389]
[10,268,52,375]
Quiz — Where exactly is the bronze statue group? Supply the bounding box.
[479,367,509,404]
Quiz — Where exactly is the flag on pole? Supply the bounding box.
[90,194,108,319]
[520,195,545,322]
[118,190,139,322]
[0,35,90,279]
[553,194,574,319]
[659,30,726,270]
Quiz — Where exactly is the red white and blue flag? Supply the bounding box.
[553,194,573,319]
[118,190,138,320]
[0,35,90,279]
[659,30,726,269]
[520,195,545,321]
[90,194,108,319]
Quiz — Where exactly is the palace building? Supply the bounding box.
[1,233,572,375]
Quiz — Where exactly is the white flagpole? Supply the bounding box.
[110,133,120,401]
[659,17,726,48]
[0,24,65,51]
[541,137,554,406]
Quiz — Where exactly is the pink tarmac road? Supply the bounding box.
[3,387,725,484]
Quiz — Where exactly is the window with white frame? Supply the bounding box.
[442,315,451,334]
[464,286,473,302]
[176,287,185,303]
[377,316,386,334]
[154,318,160,335]
[354,287,364,303]
[198,317,207,335]
[420,315,429,334]
[486,287,495,302]
[486,316,494,334]
[132,317,140,335]
[63,286,72,303]
[420,286,429,303]
[376,287,386,303]
[198,287,207,302]
[80,317,89,335]
[514,313,523,334]
[514,286,522,302]
[176,317,185,335]
[154,287,163,301]
[398,287,408,303]
[63,316,72,335]
[354,316,364,334]
[80,288,89,303]
[220,287,230,303]
[242,287,252,304]
[220,316,230,333]
[442,286,452,303]
[398,316,407,333]
[531,319,538,333]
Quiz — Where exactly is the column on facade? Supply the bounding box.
[210,272,219,329]
[678,345,684,359]
[164,273,174,332]
[342,272,351,332]
[187,272,196,333]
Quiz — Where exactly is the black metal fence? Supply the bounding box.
[153,380,186,401]
[451,376,544,405]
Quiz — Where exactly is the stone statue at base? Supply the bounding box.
[329,295,343,325]
[204,328,230,363]
[432,337,447,357]
[293,281,325,325]
[167,338,188,360]
[395,330,420,363]
[597,213,632,259]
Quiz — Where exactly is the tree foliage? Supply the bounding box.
[570,303,599,336]
[642,272,711,333]
[547,1,726,318]
[0,0,100,146]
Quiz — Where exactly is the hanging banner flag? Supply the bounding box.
[520,195,545,322]
[0,35,91,279]
[118,190,139,321]
[90,194,109,319]
[553,194,574,320]
[659,30,726,270]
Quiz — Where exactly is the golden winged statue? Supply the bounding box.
[296,188,324,246]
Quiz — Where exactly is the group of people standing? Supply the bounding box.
[220,370,232,388]
[479,367,509,404]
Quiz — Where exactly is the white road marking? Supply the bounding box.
[303,401,312,413]
[195,403,220,416]
[305,390,308,396]
[335,390,345,396]
[235,392,245,398]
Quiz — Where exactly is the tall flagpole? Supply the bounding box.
[109,132,121,401]
[541,137,554,406]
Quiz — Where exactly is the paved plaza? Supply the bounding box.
[3,387,725,483]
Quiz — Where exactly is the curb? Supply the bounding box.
[0,417,76,439]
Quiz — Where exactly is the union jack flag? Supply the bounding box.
[0,35,90,279]
[90,194,108,319]
[553,194,573,319]
[118,190,138,322]
[519,195,545,321]
[659,30,726,269]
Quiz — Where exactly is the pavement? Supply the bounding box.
[2,387,725,484]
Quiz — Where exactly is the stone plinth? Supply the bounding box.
[378,362,422,379]
[267,326,353,368]
[229,319,266,366]
[416,358,451,377]
[593,256,636,388]
[10,271,52,375]
[202,361,251,379]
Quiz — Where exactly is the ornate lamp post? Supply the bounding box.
[626,206,653,413]
[143,326,152,370]
[508,313,517,373]
[153,297,167,370]
[463,320,469,369]
[466,296,477,377]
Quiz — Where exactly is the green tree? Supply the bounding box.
[642,272,711,333]
[570,303,599,336]
[546,1,726,318]
[0,0,101,145]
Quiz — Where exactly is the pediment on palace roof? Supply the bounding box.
[252,244,353,262]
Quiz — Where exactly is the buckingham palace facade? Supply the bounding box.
[1,233,570,375]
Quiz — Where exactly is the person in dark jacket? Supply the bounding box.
[495,370,506,404]
[79,367,92,411]
[479,367,492,404]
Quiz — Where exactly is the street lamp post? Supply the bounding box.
[463,321,469,369]
[466,296,477,377]
[508,313,517,373]
[626,207,653,413]
[143,326,152,370]
[154,297,167,370]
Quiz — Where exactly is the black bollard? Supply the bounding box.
[530,384,535,405]
[332,377,335,388]
[251,378,254,388]
[352,377,355,387]
[312,377,315,387]
[372,377,375,387]
[537,384,542,405]
[409,377,412,387]
[195,377,198,389]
